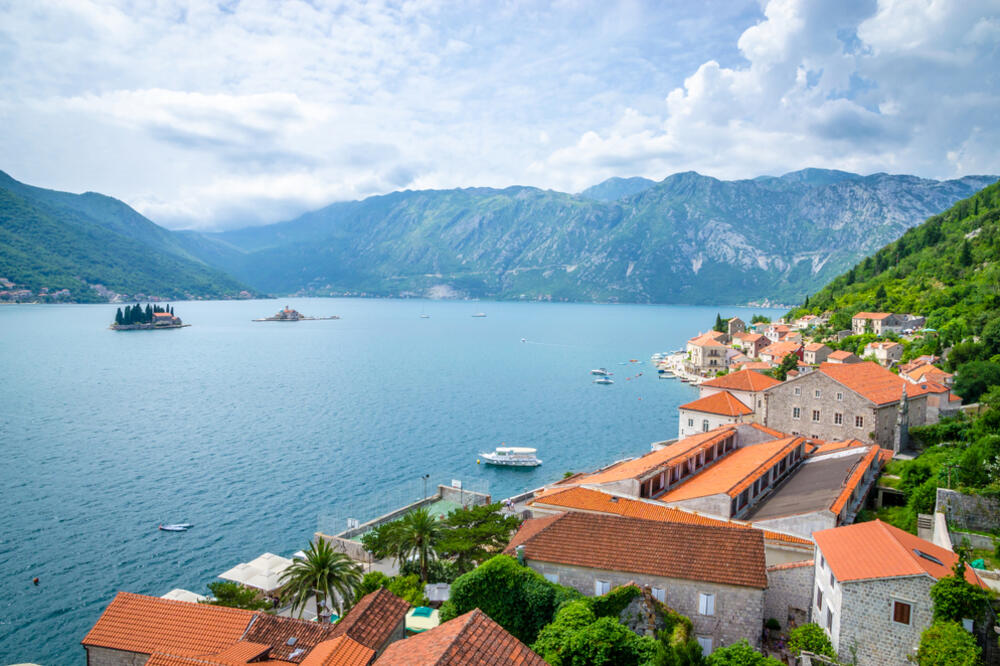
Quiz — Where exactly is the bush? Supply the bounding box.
[786,623,835,659]
[562,617,658,666]
[953,360,1000,403]
[532,600,597,665]
[930,560,992,624]
[203,581,271,610]
[439,555,581,645]
[907,478,939,515]
[706,640,783,665]
[915,621,981,666]
[590,584,640,618]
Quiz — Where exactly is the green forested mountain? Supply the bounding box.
[0,172,251,302]
[791,181,1000,345]
[196,170,996,304]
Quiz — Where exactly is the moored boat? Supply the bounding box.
[593,376,614,385]
[479,446,542,467]
[590,368,610,376]
[159,523,193,532]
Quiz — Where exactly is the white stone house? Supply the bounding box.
[678,391,753,438]
[851,312,903,336]
[697,369,781,413]
[802,343,832,365]
[812,520,988,666]
[863,341,903,367]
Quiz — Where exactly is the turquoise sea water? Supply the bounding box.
[0,298,781,664]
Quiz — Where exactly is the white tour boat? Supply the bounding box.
[479,446,542,467]
[590,368,610,376]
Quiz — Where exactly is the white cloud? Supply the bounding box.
[0,0,996,229]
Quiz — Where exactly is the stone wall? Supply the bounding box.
[754,510,835,542]
[836,575,934,666]
[525,559,765,651]
[936,488,1000,534]
[85,646,150,666]
[764,561,814,631]
[762,373,878,444]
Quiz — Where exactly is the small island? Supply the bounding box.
[252,305,340,322]
[111,303,188,330]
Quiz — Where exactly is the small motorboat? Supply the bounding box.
[472,313,487,317]
[590,368,610,376]
[479,446,542,467]
[593,377,614,385]
[420,314,430,319]
[159,523,193,532]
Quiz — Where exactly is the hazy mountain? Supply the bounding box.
[197,170,997,305]
[0,171,251,302]
[579,176,657,201]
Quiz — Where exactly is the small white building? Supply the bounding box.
[863,341,903,367]
[678,390,753,438]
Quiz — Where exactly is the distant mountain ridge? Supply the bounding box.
[193,169,997,305]
[0,171,251,302]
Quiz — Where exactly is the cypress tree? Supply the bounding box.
[115,308,124,326]
[144,303,153,323]
[123,305,132,325]
[959,240,972,267]
[803,294,810,308]
[714,313,725,333]
[169,305,174,315]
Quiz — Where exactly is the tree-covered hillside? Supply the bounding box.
[0,177,252,302]
[791,180,1000,346]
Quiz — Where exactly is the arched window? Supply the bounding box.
[702,420,710,432]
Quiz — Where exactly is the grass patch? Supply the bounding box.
[856,506,916,534]
[877,475,902,489]
[970,548,998,570]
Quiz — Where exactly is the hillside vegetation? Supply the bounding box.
[791,179,1000,346]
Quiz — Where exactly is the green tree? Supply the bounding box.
[750,314,771,324]
[353,571,429,606]
[439,554,580,645]
[114,307,124,325]
[360,520,406,565]
[396,507,442,582]
[958,239,972,267]
[279,538,362,621]
[772,352,799,381]
[705,640,782,665]
[953,360,1000,403]
[930,558,992,625]
[915,621,981,666]
[714,313,726,333]
[563,616,656,666]
[437,502,522,573]
[203,581,271,610]
[786,623,835,659]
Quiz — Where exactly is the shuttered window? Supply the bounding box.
[698,593,715,616]
[893,601,911,625]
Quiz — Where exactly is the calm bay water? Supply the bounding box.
[0,298,780,664]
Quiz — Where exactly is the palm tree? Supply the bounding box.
[396,507,442,582]
[279,539,362,622]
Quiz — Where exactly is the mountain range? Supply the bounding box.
[1,168,995,304]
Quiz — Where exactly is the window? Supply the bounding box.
[812,410,821,422]
[827,608,833,630]
[834,412,843,425]
[702,420,709,432]
[652,587,665,603]
[793,407,801,419]
[698,593,715,616]
[893,601,912,625]
[687,418,694,427]
[819,554,825,569]
[815,389,822,398]
[836,392,843,401]
[595,580,610,595]
[829,571,835,588]
[696,636,713,656]
[816,587,823,610]
[794,387,801,396]
[855,415,864,428]
[544,573,559,584]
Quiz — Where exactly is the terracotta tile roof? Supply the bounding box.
[505,514,563,552]
[904,365,952,383]
[212,641,275,662]
[803,343,829,352]
[853,312,892,320]
[689,332,726,347]
[527,486,811,545]
[300,636,376,666]
[829,446,882,514]
[660,437,804,502]
[747,423,789,438]
[814,520,987,587]
[818,362,936,405]
[679,391,753,417]
[733,332,764,342]
[767,559,814,572]
[827,350,854,360]
[736,361,774,371]
[569,428,737,485]
[866,341,902,350]
[504,512,768,589]
[810,439,868,456]
[700,369,780,392]
[759,341,801,358]
[81,592,255,657]
[330,589,410,650]
[373,609,546,665]
[243,614,335,662]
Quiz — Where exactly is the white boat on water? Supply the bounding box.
[593,376,614,385]
[472,313,487,317]
[590,368,610,376]
[479,446,542,467]
[159,523,193,532]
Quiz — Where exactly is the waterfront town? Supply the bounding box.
[77,309,1000,666]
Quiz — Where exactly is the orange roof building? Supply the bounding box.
[503,511,769,651]
[811,520,987,664]
[677,391,754,438]
[758,341,803,363]
[82,590,404,666]
[373,609,546,665]
[825,350,860,364]
[700,369,781,395]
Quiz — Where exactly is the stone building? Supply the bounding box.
[764,560,814,631]
[731,332,769,359]
[759,341,803,365]
[812,520,988,665]
[851,312,903,336]
[863,341,903,367]
[826,350,861,364]
[505,511,769,655]
[687,332,728,373]
[727,317,747,335]
[697,369,781,412]
[802,343,832,365]
[760,362,935,452]
[81,589,410,665]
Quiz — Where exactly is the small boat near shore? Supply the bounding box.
[472,313,487,318]
[593,376,614,385]
[479,446,542,467]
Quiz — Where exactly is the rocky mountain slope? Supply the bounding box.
[199,170,997,304]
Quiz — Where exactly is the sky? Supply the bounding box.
[1,0,998,231]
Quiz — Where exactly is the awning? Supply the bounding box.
[405,606,440,633]
[161,588,207,603]
[219,552,294,593]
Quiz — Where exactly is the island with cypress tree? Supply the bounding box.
[110,303,189,330]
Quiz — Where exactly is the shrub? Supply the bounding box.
[705,640,783,665]
[915,621,981,666]
[786,622,835,659]
[930,560,992,624]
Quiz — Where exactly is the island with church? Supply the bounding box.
[252,305,340,322]
[110,303,188,330]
